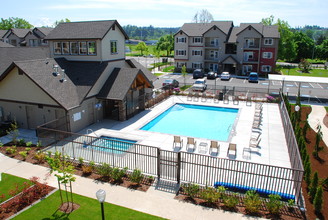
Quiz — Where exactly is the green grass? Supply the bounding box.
[154,73,164,76]
[162,66,175,72]
[13,190,165,220]
[126,44,173,57]
[0,173,32,201]
[325,106,328,112]
[281,68,328,77]
[180,85,192,91]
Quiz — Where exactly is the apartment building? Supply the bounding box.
[174,21,279,76]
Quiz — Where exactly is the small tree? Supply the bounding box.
[6,121,19,144]
[309,172,319,201]
[182,183,199,199]
[200,186,220,204]
[181,65,187,86]
[313,124,323,159]
[136,42,148,56]
[130,169,143,185]
[298,59,311,73]
[244,190,262,214]
[313,186,323,214]
[266,194,283,215]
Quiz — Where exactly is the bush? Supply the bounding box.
[78,157,84,166]
[6,146,17,155]
[25,147,31,153]
[266,194,283,215]
[200,186,220,203]
[130,169,143,184]
[182,183,199,198]
[82,165,93,175]
[243,190,262,214]
[309,172,319,201]
[33,151,46,164]
[18,138,26,146]
[222,193,239,209]
[36,141,42,148]
[96,163,113,178]
[19,151,28,160]
[25,141,32,147]
[112,167,127,183]
[313,186,323,213]
[0,142,3,147]
[89,161,95,171]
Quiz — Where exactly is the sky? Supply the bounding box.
[1,0,327,28]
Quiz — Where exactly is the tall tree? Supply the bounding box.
[317,39,328,60]
[261,15,274,25]
[294,32,315,61]
[277,19,297,61]
[156,35,174,56]
[53,18,71,27]
[192,9,214,23]
[135,41,148,55]
[0,17,33,29]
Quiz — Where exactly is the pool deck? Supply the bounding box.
[79,96,291,168]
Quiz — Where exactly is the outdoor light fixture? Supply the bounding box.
[96,189,106,220]
[295,105,300,112]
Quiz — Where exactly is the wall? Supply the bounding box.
[101,24,126,61]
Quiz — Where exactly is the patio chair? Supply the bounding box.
[233,96,239,105]
[253,115,262,123]
[210,140,220,154]
[201,92,207,102]
[193,92,200,102]
[250,138,261,148]
[186,137,197,152]
[173,136,183,149]
[250,131,261,141]
[227,143,237,157]
[187,91,193,101]
[252,121,262,130]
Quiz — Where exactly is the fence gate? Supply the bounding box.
[157,150,180,183]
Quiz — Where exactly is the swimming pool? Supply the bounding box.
[90,136,137,154]
[140,104,239,141]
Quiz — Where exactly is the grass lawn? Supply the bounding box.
[180,85,192,91]
[325,106,328,112]
[281,68,328,77]
[154,73,163,76]
[162,66,175,72]
[13,190,165,220]
[126,44,173,57]
[0,173,32,201]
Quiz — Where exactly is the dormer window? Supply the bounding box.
[110,40,117,54]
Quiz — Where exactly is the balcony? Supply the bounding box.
[204,56,219,62]
[243,58,259,63]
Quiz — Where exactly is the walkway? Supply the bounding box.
[308,105,328,147]
[0,154,260,220]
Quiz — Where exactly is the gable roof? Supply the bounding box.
[0,47,50,76]
[98,68,151,100]
[237,23,280,38]
[10,28,33,38]
[0,41,14,48]
[33,27,54,37]
[45,20,128,40]
[0,30,7,38]
[126,58,157,82]
[176,21,233,37]
[227,26,241,43]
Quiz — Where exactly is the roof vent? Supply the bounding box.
[53,64,60,76]
[60,69,67,83]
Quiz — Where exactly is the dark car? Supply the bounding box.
[193,69,204,79]
[248,72,259,83]
[162,79,179,89]
[207,71,217,79]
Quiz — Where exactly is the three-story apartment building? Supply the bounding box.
[174,21,279,76]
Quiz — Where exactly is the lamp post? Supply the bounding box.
[295,105,300,122]
[281,77,285,94]
[96,189,106,220]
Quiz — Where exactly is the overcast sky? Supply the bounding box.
[1,0,327,28]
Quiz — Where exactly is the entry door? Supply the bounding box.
[26,106,37,129]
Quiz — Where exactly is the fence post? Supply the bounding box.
[157,148,161,180]
[177,152,181,184]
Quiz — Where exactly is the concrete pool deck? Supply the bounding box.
[79,96,291,168]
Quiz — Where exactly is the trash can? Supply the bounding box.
[219,92,224,100]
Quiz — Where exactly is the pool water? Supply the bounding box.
[141,104,238,141]
[90,136,136,154]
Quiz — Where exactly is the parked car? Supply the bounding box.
[220,71,231,80]
[248,72,259,83]
[193,69,204,79]
[162,79,179,89]
[192,79,207,92]
[207,71,217,79]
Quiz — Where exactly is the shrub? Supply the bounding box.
[89,160,95,171]
[200,186,220,204]
[112,167,127,183]
[18,138,26,146]
[182,183,199,198]
[25,147,31,153]
[82,165,93,175]
[25,141,32,147]
[266,194,283,215]
[321,177,328,189]
[313,186,323,213]
[33,151,46,164]
[96,163,113,178]
[304,160,312,186]
[243,190,262,214]
[223,193,239,209]
[0,142,3,147]
[130,169,143,184]
[78,157,84,166]
[309,172,319,201]
[19,151,28,160]
[36,141,42,148]
[148,176,154,183]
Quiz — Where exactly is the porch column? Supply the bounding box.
[118,101,126,121]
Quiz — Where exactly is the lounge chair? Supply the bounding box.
[186,137,196,152]
[187,91,193,101]
[193,92,200,102]
[173,136,183,149]
[210,140,220,154]
[252,121,262,130]
[250,131,261,141]
[250,138,261,148]
[201,92,207,102]
[227,143,237,157]
[253,115,262,123]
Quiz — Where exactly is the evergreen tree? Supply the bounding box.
[309,172,319,201]
[304,160,311,187]
[313,186,323,213]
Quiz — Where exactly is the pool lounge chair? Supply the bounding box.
[250,131,261,141]
[252,121,262,130]
[250,138,261,148]
[210,140,220,154]
[173,136,183,149]
[227,143,237,157]
[187,137,197,152]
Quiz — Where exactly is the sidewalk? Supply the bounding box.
[308,105,328,147]
[0,154,259,220]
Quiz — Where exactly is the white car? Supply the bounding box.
[220,72,231,80]
[192,79,207,92]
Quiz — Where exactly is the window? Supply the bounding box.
[262,52,273,59]
[193,37,203,43]
[176,50,186,56]
[88,41,97,55]
[243,65,253,73]
[245,38,254,47]
[54,42,62,54]
[176,37,186,43]
[79,42,87,55]
[210,38,219,46]
[110,41,117,54]
[192,50,202,56]
[262,65,271,72]
[264,38,273,45]
[62,42,70,54]
[177,62,186,68]
[29,39,38,47]
[210,50,218,58]
[10,39,17,46]
[244,52,253,61]
[192,62,202,69]
[70,42,79,55]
